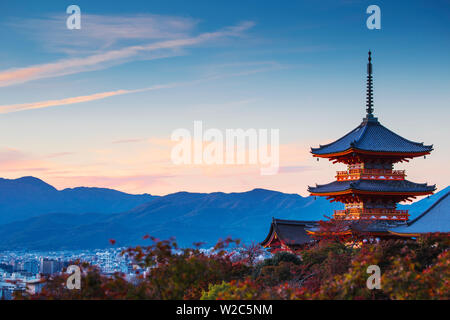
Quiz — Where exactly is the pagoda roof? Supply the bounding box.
[389,192,450,236]
[311,117,433,157]
[306,220,404,235]
[350,220,404,233]
[309,179,436,195]
[261,219,317,248]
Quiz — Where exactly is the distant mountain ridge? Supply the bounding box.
[0,176,157,224]
[0,177,447,250]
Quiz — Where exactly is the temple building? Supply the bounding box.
[262,52,442,251]
[261,219,318,252]
[308,51,435,225]
[389,192,449,237]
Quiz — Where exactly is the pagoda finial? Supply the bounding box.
[366,50,374,117]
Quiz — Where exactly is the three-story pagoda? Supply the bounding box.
[308,51,435,222]
[262,52,441,251]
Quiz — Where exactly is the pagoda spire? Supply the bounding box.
[365,51,374,118]
[362,51,378,123]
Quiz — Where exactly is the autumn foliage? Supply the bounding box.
[16,234,449,300]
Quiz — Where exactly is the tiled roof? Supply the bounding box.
[351,220,405,232]
[389,192,450,234]
[308,179,436,194]
[305,220,404,234]
[261,219,317,246]
[311,117,433,155]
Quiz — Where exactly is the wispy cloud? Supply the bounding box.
[0,63,280,114]
[0,89,132,114]
[0,20,255,87]
[0,148,51,173]
[112,138,146,144]
[52,174,172,193]
[9,14,199,52]
[0,83,180,114]
[46,152,75,158]
[279,165,312,173]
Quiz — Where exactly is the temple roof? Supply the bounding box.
[261,219,317,247]
[311,118,433,156]
[309,179,436,195]
[311,52,433,157]
[351,220,405,233]
[306,220,404,234]
[389,192,450,235]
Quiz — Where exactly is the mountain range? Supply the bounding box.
[0,177,447,250]
[0,176,156,225]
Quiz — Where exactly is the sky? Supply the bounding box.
[0,0,449,197]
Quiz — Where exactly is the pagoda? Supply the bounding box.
[308,51,435,224]
[261,52,437,251]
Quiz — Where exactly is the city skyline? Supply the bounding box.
[0,0,449,197]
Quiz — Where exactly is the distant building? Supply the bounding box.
[0,263,13,273]
[0,282,15,300]
[26,278,45,295]
[40,258,62,275]
[0,280,25,300]
[261,219,318,251]
[23,260,40,275]
[390,192,450,236]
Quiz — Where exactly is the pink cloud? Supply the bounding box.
[279,165,313,173]
[112,138,146,144]
[46,152,75,158]
[0,148,52,173]
[0,62,276,114]
[49,174,173,194]
[0,82,183,113]
[0,89,131,113]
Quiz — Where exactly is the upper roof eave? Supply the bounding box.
[311,147,433,158]
[310,120,433,157]
[308,180,436,195]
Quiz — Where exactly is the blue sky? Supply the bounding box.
[0,0,448,196]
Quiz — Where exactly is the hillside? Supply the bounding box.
[0,177,447,250]
[0,177,157,224]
